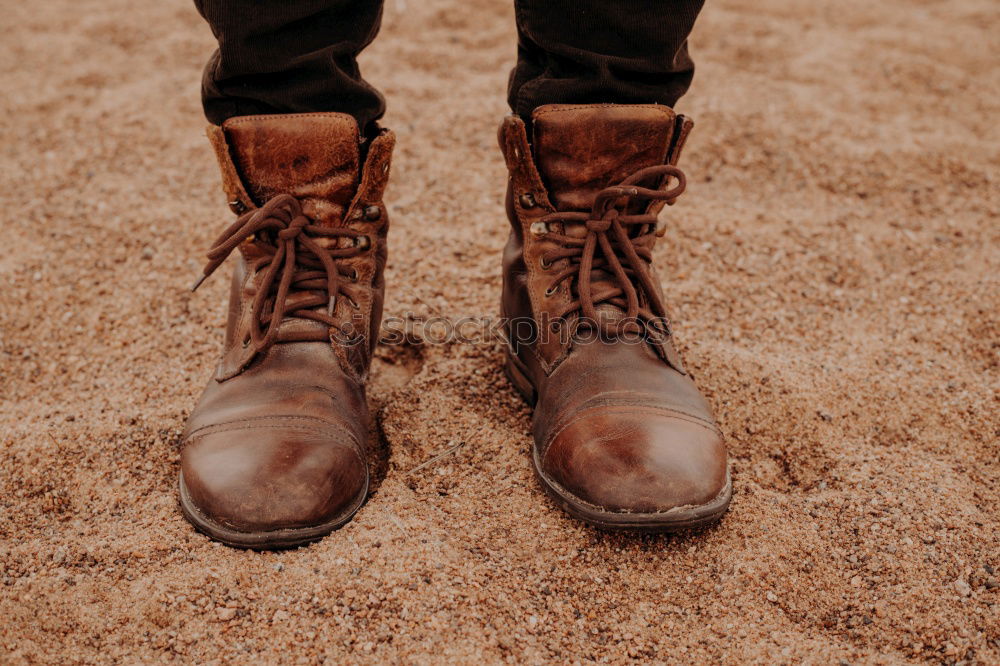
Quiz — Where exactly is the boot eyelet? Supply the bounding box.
[363,205,381,221]
[354,235,371,250]
[539,256,552,270]
[544,284,557,297]
[241,335,251,348]
[519,193,536,209]
[229,200,248,214]
[529,222,548,237]
[349,268,359,281]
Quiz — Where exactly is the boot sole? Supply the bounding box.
[504,353,732,533]
[178,472,368,550]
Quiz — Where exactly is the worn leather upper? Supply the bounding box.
[532,104,676,211]
[499,104,728,516]
[224,113,361,224]
[181,113,394,535]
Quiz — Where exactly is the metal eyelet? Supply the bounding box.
[229,200,248,214]
[354,235,371,250]
[529,222,548,237]
[349,268,359,282]
[539,256,552,270]
[363,205,381,221]
[241,335,251,348]
[544,284,557,297]
[519,193,536,209]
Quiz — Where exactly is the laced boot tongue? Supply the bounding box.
[222,113,361,225]
[206,113,366,351]
[531,104,676,329]
[531,104,675,214]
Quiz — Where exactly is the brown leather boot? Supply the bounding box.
[498,104,731,532]
[178,113,394,548]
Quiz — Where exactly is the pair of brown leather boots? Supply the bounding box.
[179,104,731,549]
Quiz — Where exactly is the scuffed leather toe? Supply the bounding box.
[540,408,727,514]
[180,422,367,533]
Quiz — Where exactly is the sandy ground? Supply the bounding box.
[1,0,998,662]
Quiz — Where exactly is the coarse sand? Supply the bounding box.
[1,0,998,662]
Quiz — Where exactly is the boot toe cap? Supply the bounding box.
[540,408,729,516]
[179,423,367,536]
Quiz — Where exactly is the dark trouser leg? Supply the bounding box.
[195,0,385,132]
[508,0,705,119]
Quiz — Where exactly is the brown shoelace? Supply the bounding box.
[536,164,686,336]
[192,194,368,357]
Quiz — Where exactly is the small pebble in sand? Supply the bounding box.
[953,579,971,597]
[215,607,237,621]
